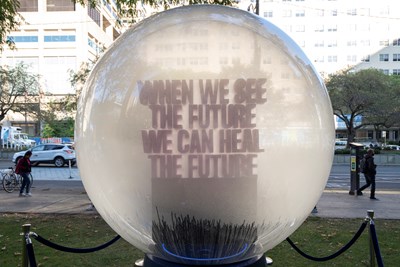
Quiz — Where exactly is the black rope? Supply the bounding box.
[32,234,121,253]
[286,220,367,262]
[370,221,384,267]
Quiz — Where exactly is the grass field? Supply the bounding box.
[1,214,399,266]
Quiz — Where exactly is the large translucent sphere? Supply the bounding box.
[76,5,334,266]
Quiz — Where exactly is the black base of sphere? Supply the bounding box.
[142,254,267,267]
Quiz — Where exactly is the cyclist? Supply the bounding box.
[16,150,33,197]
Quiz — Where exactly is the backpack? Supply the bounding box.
[360,157,368,173]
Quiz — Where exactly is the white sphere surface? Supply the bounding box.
[76,5,335,266]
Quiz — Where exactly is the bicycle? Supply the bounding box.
[1,167,33,193]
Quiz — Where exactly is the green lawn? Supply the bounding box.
[1,214,398,266]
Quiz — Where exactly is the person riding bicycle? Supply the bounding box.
[15,150,32,197]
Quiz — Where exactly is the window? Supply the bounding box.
[47,0,75,11]
[315,25,324,32]
[328,56,337,62]
[331,9,337,16]
[347,55,357,62]
[393,54,400,61]
[264,11,273,17]
[314,41,324,47]
[18,0,38,12]
[327,40,337,47]
[315,56,324,63]
[393,39,400,46]
[361,55,370,62]
[347,40,357,47]
[283,10,292,17]
[44,35,76,42]
[347,9,357,16]
[316,9,324,16]
[379,54,389,61]
[295,25,305,32]
[360,40,370,46]
[327,25,337,32]
[7,36,38,42]
[88,6,101,27]
[380,69,389,75]
[393,69,400,75]
[295,10,305,17]
[379,40,389,46]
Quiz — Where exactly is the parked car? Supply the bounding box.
[383,145,400,151]
[13,143,76,167]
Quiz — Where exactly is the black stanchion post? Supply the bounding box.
[68,160,73,179]
[21,224,31,267]
[367,210,376,267]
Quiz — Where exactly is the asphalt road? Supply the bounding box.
[1,160,399,191]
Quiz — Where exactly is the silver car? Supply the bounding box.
[13,143,76,167]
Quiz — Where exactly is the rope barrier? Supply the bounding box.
[369,221,385,267]
[31,233,121,253]
[286,220,368,261]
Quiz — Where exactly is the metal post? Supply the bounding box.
[367,210,375,267]
[68,160,73,179]
[21,224,31,267]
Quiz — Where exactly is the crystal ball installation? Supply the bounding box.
[75,5,335,266]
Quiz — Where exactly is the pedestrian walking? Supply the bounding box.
[15,150,33,197]
[357,149,378,200]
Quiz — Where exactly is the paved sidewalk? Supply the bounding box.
[1,180,399,219]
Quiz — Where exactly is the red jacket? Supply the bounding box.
[15,157,32,174]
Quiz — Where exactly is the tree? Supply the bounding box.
[75,0,234,24]
[0,63,41,122]
[326,68,399,145]
[0,0,21,51]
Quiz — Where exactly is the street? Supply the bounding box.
[328,164,400,191]
[1,160,399,191]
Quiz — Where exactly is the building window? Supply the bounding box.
[347,9,357,16]
[315,25,324,32]
[295,10,305,17]
[327,40,337,47]
[379,54,389,61]
[88,6,101,27]
[380,69,389,75]
[393,54,400,61]
[327,25,337,32]
[392,69,400,75]
[264,11,273,17]
[347,55,357,62]
[331,9,337,16]
[17,0,38,12]
[283,10,292,17]
[44,35,76,42]
[361,55,370,62]
[360,40,370,46]
[315,56,324,63]
[393,39,400,46]
[295,25,305,32]
[47,0,75,11]
[7,36,38,42]
[316,9,324,16]
[379,40,389,46]
[314,41,324,47]
[347,40,357,46]
[328,56,337,62]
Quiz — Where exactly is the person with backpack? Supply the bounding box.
[357,149,378,200]
[16,150,33,197]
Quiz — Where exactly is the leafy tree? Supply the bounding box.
[0,0,21,51]
[75,0,234,24]
[0,63,40,122]
[326,68,399,145]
